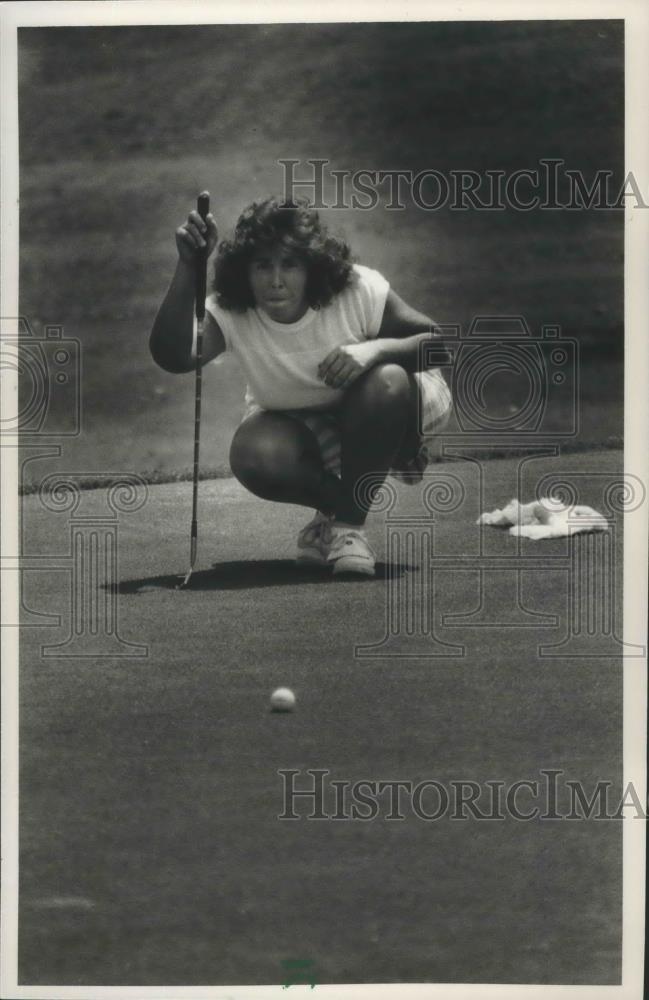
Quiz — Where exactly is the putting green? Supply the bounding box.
[18,450,625,985]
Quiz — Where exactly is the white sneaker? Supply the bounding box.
[325,523,376,578]
[296,511,332,567]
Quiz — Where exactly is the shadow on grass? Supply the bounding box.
[118,559,415,593]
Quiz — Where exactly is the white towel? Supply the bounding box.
[477,497,609,539]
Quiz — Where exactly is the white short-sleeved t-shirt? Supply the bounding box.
[205,263,389,411]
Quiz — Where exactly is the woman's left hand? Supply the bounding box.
[318,341,383,389]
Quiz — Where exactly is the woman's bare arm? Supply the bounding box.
[318,288,451,388]
[149,208,225,374]
[373,289,451,371]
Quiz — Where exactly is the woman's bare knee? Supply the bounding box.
[348,363,411,412]
[229,414,312,494]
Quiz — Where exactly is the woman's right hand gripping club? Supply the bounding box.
[176,207,219,264]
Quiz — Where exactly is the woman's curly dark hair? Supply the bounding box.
[212,195,354,311]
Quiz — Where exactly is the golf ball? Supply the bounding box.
[270,687,296,712]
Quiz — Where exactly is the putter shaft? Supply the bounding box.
[179,192,210,587]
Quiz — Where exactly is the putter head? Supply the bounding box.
[176,537,198,589]
[176,567,194,590]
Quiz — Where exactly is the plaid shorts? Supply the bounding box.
[242,368,452,484]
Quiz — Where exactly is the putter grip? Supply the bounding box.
[195,192,210,321]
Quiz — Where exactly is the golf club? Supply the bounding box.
[177,190,210,589]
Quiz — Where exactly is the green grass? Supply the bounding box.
[17,22,624,478]
[19,439,624,495]
[19,21,624,335]
[18,453,624,984]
